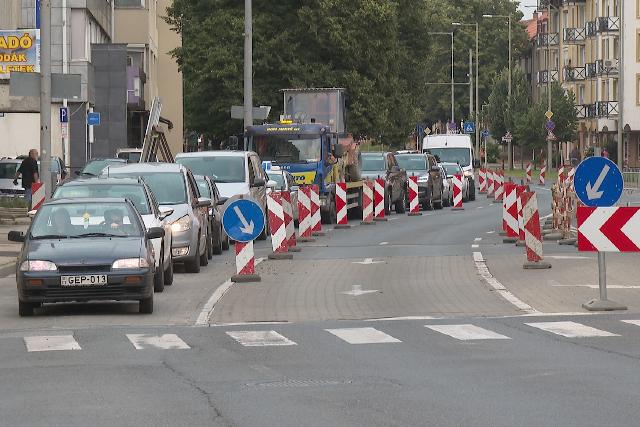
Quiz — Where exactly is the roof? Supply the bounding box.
[105,162,184,173]
[175,151,254,158]
[43,197,131,206]
[522,12,547,40]
[61,177,142,186]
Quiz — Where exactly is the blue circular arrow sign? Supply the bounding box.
[574,156,623,207]
[222,199,265,242]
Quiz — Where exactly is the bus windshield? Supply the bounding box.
[251,134,321,163]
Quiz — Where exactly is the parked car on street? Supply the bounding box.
[175,151,271,240]
[395,152,444,210]
[360,151,407,213]
[440,162,470,202]
[266,168,299,223]
[52,177,174,291]
[76,158,126,178]
[438,164,453,207]
[103,163,211,273]
[194,174,227,256]
[10,198,163,316]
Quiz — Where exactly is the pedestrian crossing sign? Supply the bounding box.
[463,121,475,134]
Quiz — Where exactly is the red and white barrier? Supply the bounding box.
[335,182,350,228]
[577,207,640,252]
[566,167,575,190]
[280,191,300,252]
[297,185,314,242]
[539,165,546,186]
[502,182,519,241]
[267,192,292,259]
[231,241,260,282]
[516,184,526,245]
[479,168,487,193]
[310,184,324,236]
[558,166,565,186]
[407,176,422,216]
[361,180,375,224]
[526,163,532,184]
[31,182,45,210]
[493,170,504,203]
[486,169,495,197]
[452,174,464,210]
[374,178,387,221]
[522,191,551,268]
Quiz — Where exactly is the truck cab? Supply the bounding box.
[422,134,477,201]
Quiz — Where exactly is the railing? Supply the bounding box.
[597,16,620,32]
[576,104,596,119]
[564,27,586,42]
[595,101,619,117]
[563,66,586,81]
[536,32,559,47]
[623,170,640,189]
[595,58,619,75]
[126,66,146,108]
[585,21,596,37]
[537,70,559,84]
[585,62,598,78]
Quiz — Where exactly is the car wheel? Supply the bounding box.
[443,191,450,207]
[206,226,213,260]
[153,250,165,293]
[434,190,444,210]
[222,233,230,251]
[200,232,209,267]
[470,180,476,201]
[184,238,201,273]
[139,294,153,314]
[18,300,34,317]
[164,255,174,285]
[213,225,223,255]
[395,189,406,214]
[384,189,391,215]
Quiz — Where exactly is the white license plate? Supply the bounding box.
[61,275,108,287]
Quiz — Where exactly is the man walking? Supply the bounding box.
[13,149,39,204]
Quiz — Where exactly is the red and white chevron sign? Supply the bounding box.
[577,206,640,252]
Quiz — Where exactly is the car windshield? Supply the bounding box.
[361,155,385,171]
[426,148,471,167]
[251,135,321,163]
[176,156,245,183]
[442,164,462,176]
[108,172,187,205]
[396,155,427,171]
[30,202,142,239]
[53,184,151,215]
[267,172,286,189]
[0,162,19,179]
[195,178,211,198]
[82,160,123,176]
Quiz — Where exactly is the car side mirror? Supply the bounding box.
[74,170,80,176]
[146,227,165,240]
[473,159,481,169]
[267,180,278,189]
[197,197,212,208]
[8,231,25,242]
[159,207,174,220]
[216,197,228,206]
[27,209,37,219]
[252,178,266,187]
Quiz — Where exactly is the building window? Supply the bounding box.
[578,85,585,104]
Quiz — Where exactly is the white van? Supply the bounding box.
[422,134,477,201]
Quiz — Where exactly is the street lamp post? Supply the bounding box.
[428,32,455,124]
[453,22,480,161]
[243,0,253,130]
[617,0,624,169]
[483,14,512,169]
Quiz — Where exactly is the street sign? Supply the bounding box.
[577,207,640,252]
[502,131,512,143]
[481,129,490,138]
[59,107,68,123]
[222,198,265,243]
[546,131,557,141]
[463,121,475,134]
[545,120,555,131]
[87,112,101,126]
[545,110,553,119]
[574,156,623,207]
[448,121,457,131]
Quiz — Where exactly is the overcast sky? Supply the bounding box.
[519,0,538,20]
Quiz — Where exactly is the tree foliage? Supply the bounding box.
[165,0,527,144]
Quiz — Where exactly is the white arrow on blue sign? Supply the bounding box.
[574,156,623,207]
[222,198,265,242]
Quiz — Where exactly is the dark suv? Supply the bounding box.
[360,152,408,214]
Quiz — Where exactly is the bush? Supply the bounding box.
[486,143,501,163]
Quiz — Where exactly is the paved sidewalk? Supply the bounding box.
[0,221,28,275]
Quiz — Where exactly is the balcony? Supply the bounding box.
[585,62,598,78]
[536,32,559,47]
[576,104,596,119]
[596,101,618,117]
[563,66,586,81]
[597,16,620,32]
[537,70,559,84]
[563,27,586,43]
[595,58,619,76]
[585,21,596,37]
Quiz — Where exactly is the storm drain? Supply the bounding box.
[246,378,353,389]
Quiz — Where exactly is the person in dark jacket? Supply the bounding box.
[13,149,39,204]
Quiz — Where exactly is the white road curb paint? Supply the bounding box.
[126,334,190,350]
[486,231,495,234]
[326,327,401,344]
[226,330,297,347]
[622,320,640,327]
[473,251,538,314]
[341,285,379,296]
[525,321,619,337]
[379,241,389,246]
[195,258,265,327]
[24,335,81,352]
[425,324,511,340]
[545,255,591,260]
[364,315,437,322]
[551,284,640,289]
[471,244,479,248]
[213,321,289,327]
[474,238,482,241]
[476,206,484,209]
[352,258,384,265]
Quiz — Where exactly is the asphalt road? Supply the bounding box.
[3,186,640,426]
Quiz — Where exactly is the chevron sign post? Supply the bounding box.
[451,174,464,210]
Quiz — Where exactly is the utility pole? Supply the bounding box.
[40,0,52,200]
[547,2,553,171]
[243,0,253,130]
[469,49,473,122]
[475,23,479,162]
[451,32,455,123]
[508,13,512,170]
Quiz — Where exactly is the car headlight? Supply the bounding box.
[171,215,191,233]
[417,175,429,183]
[463,170,474,178]
[112,258,149,269]
[19,260,57,272]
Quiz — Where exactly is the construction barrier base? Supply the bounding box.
[334,224,351,229]
[451,207,464,211]
[543,232,563,241]
[231,274,261,283]
[360,221,376,225]
[288,246,302,252]
[523,261,552,269]
[498,231,506,236]
[312,231,326,236]
[374,217,388,222]
[515,240,526,247]
[408,212,422,216]
[493,199,502,204]
[582,299,627,311]
[268,252,294,260]
[558,238,577,245]
[503,237,518,244]
[298,237,315,242]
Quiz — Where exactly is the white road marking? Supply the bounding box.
[525,321,619,338]
[476,206,484,209]
[536,186,551,192]
[473,251,538,314]
[325,327,401,344]
[551,284,640,289]
[195,258,265,326]
[126,334,190,350]
[545,255,591,260]
[388,217,399,221]
[379,241,389,246]
[352,258,384,265]
[486,231,495,234]
[487,204,494,207]
[622,320,640,327]
[226,330,297,347]
[213,321,289,327]
[24,335,81,352]
[364,315,437,322]
[474,238,482,241]
[341,284,379,296]
[471,244,479,248]
[425,324,511,340]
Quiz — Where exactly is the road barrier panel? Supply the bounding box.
[310,184,325,236]
[526,163,532,184]
[515,184,527,246]
[297,185,315,242]
[451,174,464,210]
[502,182,519,243]
[231,241,261,282]
[361,180,375,224]
[493,170,504,203]
[280,190,300,252]
[521,191,551,269]
[31,182,45,210]
[486,169,495,198]
[539,165,546,186]
[267,192,293,260]
[479,168,487,193]
[407,175,422,216]
[334,182,351,229]
[373,178,387,221]
[558,166,565,187]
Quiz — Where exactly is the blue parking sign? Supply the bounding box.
[59,107,68,123]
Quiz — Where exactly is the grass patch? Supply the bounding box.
[0,197,29,209]
[503,168,558,181]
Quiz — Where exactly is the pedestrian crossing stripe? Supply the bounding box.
[525,321,619,338]
[24,335,81,352]
[425,324,511,340]
[226,330,297,347]
[126,334,190,350]
[325,327,401,344]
